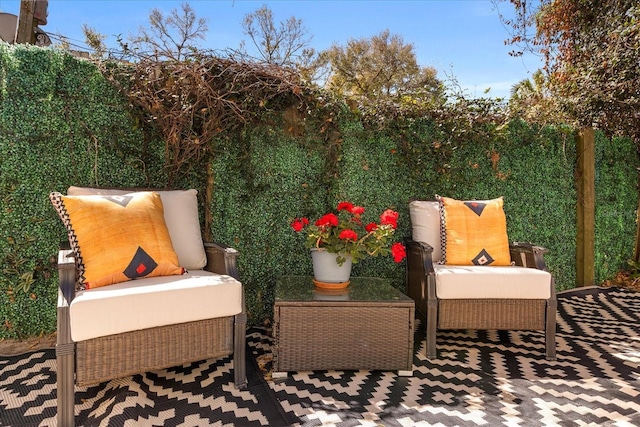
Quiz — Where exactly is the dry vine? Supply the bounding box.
[103,56,307,186]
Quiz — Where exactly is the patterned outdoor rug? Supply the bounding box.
[1,286,639,426]
[0,343,297,427]
[253,286,640,426]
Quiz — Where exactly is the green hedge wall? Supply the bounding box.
[334,119,580,291]
[0,44,157,338]
[1,44,637,339]
[594,131,638,282]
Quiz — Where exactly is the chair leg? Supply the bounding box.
[426,298,438,359]
[545,297,557,361]
[56,306,76,427]
[233,312,248,389]
[57,300,76,426]
[56,348,75,427]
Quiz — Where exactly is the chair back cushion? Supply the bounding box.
[67,187,207,270]
[409,200,443,263]
[50,191,184,289]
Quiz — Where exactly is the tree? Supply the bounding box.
[500,0,640,264]
[239,5,313,67]
[508,69,562,124]
[320,30,445,103]
[500,0,640,141]
[127,2,208,61]
[82,24,107,59]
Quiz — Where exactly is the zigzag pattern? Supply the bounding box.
[0,287,638,426]
[259,286,640,426]
[49,192,86,289]
[0,346,288,426]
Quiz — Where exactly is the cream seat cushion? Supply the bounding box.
[67,187,207,270]
[69,270,242,341]
[434,264,552,299]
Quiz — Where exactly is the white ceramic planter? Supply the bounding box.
[310,248,352,283]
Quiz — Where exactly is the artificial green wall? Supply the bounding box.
[0,44,155,338]
[1,43,637,339]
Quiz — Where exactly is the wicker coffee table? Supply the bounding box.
[272,276,415,377]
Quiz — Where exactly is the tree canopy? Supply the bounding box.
[319,30,445,104]
[503,0,640,141]
[238,5,314,67]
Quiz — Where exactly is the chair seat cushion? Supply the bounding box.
[69,270,243,341]
[434,264,552,299]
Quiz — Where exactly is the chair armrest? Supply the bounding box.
[405,238,437,316]
[204,242,239,280]
[510,242,549,271]
[405,238,436,275]
[57,248,76,305]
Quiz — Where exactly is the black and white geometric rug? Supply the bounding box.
[1,286,639,426]
[0,342,297,427]
[259,286,640,426]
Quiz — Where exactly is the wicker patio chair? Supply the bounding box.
[52,187,247,427]
[406,199,556,361]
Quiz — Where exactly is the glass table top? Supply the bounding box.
[275,275,411,303]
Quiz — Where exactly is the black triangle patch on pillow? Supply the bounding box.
[464,201,487,217]
[124,247,159,279]
[472,248,495,265]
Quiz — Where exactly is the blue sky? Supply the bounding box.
[0,0,543,99]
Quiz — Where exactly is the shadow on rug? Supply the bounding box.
[247,286,640,426]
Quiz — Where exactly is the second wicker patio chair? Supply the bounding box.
[406,197,556,361]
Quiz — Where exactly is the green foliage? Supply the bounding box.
[320,30,445,104]
[337,117,581,292]
[594,132,638,283]
[0,43,161,338]
[1,44,637,338]
[505,0,640,143]
[209,127,328,323]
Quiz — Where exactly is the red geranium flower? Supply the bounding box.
[337,201,354,211]
[339,229,358,241]
[350,205,365,215]
[292,202,405,265]
[315,213,339,227]
[391,242,406,263]
[380,209,399,229]
[291,217,309,232]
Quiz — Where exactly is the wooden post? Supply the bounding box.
[635,168,640,262]
[204,159,214,242]
[576,127,595,287]
[15,0,36,44]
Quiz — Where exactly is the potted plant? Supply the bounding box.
[291,201,406,286]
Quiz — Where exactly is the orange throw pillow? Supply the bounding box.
[437,196,511,266]
[50,191,184,289]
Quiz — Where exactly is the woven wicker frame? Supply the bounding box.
[76,316,234,386]
[273,278,415,374]
[274,304,414,372]
[437,299,547,330]
[56,234,246,426]
[406,239,557,361]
